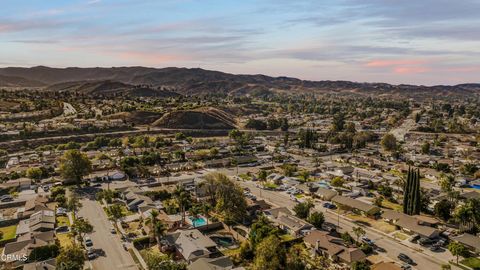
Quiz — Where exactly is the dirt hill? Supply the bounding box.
[152,107,236,130]
[104,111,163,125]
[0,74,45,87]
[45,80,180,97]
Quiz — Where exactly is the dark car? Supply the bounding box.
[430,245,442,252]
[408,234,420,243]
[361,236,375,246]
[323,202,336,209]
[418,238,434,246]
[398,253,414,264]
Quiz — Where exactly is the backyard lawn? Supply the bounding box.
[461,257,480,270]
[0,225,17,240]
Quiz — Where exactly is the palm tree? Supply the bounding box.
[174,186,191,226]
[201,203,212,226]
[145,210,166,246]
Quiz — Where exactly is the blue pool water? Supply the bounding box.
[189,216,207,227]
[210,235,234,247]
[470,185,480,190]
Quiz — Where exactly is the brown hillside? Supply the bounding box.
[152,107,236,130]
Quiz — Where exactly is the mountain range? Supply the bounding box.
[0,66,479,97]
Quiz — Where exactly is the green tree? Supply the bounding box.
[174,186,191,225]
[107,204,125,223]
[145,251,186,270]
[59,150,92,184]
[56,244,85,270]
[381,133,397,152]
[421,142,430,154]
[448,242,467,264]
[298,170,310,182]
[352,226,366,244]
[341,232,354,246]
[71,218,93,239]
[403,167,421,215]
[293,200,314,219]
[373,196,383,207]
[257,169,268,182]
[66,195,82,217]
[26,167,43,180]
[252,235,286,270]
[249,215,281,247]
[145,210,167,246]
[434,199,454,221]
[351,260,370,270]
[213,173,247,224]
[330,176,344,187]
[308,211,325,229]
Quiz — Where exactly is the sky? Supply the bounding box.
[1,0,480,85]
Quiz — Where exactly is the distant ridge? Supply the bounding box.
[0,66,479,97]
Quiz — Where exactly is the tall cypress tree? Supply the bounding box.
[403,167,421,215]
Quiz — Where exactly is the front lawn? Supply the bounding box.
[0,225,17,240]
[393,232,409,241]
[57,233,74,248]
[263,183,278,189]
[381,200,403,211]
[461,257,480,270]
[56,216,70,227]
[346,214,396,234]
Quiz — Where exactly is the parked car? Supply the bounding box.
[401,264,412,270]
[418,237,434,246]
[430,245,441,252]
[87,248,96,260]
[0,195,13,202]
[84,236,93,247]
[322,202,336,209]
[361,236,375,246]
[398,253,414,264]
[408,234,420,243]
[110,228,116,234]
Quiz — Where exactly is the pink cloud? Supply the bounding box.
[365,59,426,67]
[393,66,429,74]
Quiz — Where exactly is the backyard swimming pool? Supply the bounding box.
[470,184,480,190]
[210,235,235,247]
[189,216,207,227]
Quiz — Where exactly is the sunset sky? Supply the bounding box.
[1,0,479,85]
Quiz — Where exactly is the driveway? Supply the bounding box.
[78,198,138,270]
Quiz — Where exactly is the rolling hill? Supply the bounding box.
[152,107,236,130]
[0,66,479,97]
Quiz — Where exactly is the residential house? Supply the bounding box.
[382,210,440,239]
[187,256,239,270]
[304,230,366,264]
[331,196,381,217]
[451,234,480,254]
[264,207,313,236]
[164,229,219,263]
[314,188,338,201]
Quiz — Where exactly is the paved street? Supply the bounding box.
[78,198,138,270]
[238,180,458,270]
